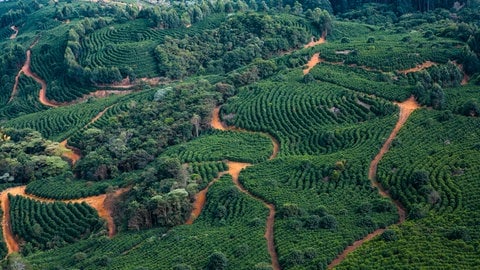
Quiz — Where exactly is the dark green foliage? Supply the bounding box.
[446,227,471,242]
[206,251,228,270]
[381,229,397,241]
[343,110,480,268]
[409,170,429,189]
[2,2,480,269]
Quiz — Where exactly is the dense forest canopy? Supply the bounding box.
[0,0,478,269]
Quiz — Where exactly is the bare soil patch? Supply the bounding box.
[60,140,81,165]
[304,32,326,48]
[9,26,18,39]
[335,50,353,55]
[303,53,322,75]
[399,61,436,74]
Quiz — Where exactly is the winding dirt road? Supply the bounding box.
[9,47,134,107]
[186,107,280,269]
[1,186,129,254]
[328,96,419,269]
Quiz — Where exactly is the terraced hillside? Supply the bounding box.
[0,0,479,269]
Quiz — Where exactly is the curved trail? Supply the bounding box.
[60,105,113,164]
[7,47,125,164]
[187,107,280,270]
[328,96,419,269]
[399,61,436,74]
[8,50,56,107]
[1,186,129,254]
[9,26,18,39]
[9,48,134,107]
[60,140,82,165]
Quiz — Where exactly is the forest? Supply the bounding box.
[0,0,479,269]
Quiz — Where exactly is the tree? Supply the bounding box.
[206,252,228,270]
[381,229,398,241]
[430,83,445,109]
[191,114,201,137]
[410,170,429,188]
[303,73,315,83]
[461,99,480,117]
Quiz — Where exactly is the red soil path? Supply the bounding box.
[303,53,322,75]
[9,26,18,39]
[9,48,134,107]
[399,61,436,74]
[59,106,113,165]
[304,32,326,48]
[1,186,129,254]
[328,96,419,269]
[462,73,469,85]
[7,50,57,107]
[8,50,43,104]
[185,171,228,224]
[187,107,280,269]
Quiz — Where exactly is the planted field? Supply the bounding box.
[80,15,226,78]
[189,161,228,190]
[29,24,95,102]
[239,155,398,269]
[25,177,123,200]
[337,110,480,268]
[222,76,397,156]
[26,175,271,269]
[308,63,413,101]
[3,93,128,141]
[0,74,48,119]
[9,195,104,250]
[163,130,273,164]
[316,25,462,72]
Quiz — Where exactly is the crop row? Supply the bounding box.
[84,42,158,78]
[25,176,122,200]
[239,156,398,269]
[340,110,480,268]
[309,63,412,101]
[0,74,48,119]
[315,33,462,72]
[10,195,104,250]
[80,15,226,78]
[4,95,123,141]
[162,130,273,164]
[189,161,227,189]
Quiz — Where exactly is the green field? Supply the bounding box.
[0,0,479,269]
